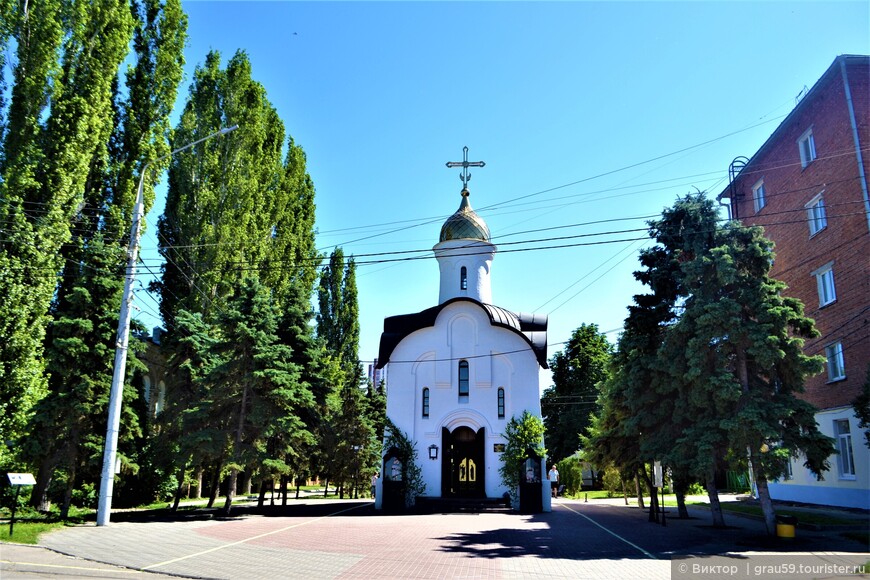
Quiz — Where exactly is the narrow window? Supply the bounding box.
[812,262,836,307]
[825,342,845,382]
[834,419,855,478]
[155,381,166,415]
[805,194,827,236]
[798,128,817,168]
[497,387,505,419]
[458,360,469,397]
[752,179,766,213]
[460,266,467,290]
[422,387,430,417]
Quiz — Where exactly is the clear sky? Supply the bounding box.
[137,1,869,387]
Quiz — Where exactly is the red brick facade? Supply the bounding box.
[719,55,869,412]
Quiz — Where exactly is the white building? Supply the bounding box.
[374,183,551,511]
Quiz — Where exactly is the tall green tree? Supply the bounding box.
[154,48,319,507]
[0,0,136,467]
[541,324,611,463]
[662,218,834,534]
[21,0,187,511]
[316,248,371,493]
[203,277,313,515]
[155,49,306,329]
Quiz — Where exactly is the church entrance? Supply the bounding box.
[442,426,485,498]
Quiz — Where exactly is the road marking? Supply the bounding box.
[1,559,142,574]
[558,502,658,559]
[141,503,367,571]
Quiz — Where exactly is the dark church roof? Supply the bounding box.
[376,297,548,369]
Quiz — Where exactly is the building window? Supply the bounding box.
[752,179,766,213]
[834,419,855,479]
[812,262,836,307]
[825,342,846,382]
[798,128,817,168]
[805,194,827,236]
[458,360,469,397]
[460,266,467,290]
[155,381,166,415]
[422,387,430,417]
[497,387,505,418]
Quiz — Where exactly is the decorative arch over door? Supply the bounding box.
[441,425,485,498]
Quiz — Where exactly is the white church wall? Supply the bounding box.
[384,300,545,502]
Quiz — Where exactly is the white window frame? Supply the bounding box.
[798,127,817,168]
[805,193,827,237]
[834,419,855,479]
[825,342,846,382]
[811,262,836,307]
[752,179,766,213]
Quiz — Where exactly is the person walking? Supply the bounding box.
[371,472,379,499]
[548,465,560,498]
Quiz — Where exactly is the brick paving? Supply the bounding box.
[2,497,866,579]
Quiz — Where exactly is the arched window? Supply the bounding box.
[422,387,430,417]
[155,381,166,415]
[460,266,467,290]
[497,387,505,418]
[458,360,469,397]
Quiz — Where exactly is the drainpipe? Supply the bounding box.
[840,58,870,232]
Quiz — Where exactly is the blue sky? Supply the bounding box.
[137,1,869,386]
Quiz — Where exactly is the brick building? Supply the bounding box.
[719,55,869,509]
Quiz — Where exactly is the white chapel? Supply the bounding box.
[374,150,551,511]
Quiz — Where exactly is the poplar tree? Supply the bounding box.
[316,248,373,494]
[155,50,304,328]
[19,0,187,511]
[155,49,320,503]
[541,324,611,462]
[0,0,135,467]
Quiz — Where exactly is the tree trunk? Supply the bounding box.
[295,476,301,500]
[622,479,629,505]
[242,472,252,496]
[60,461,76,520]
[195,467,203,499]
[645,471,658,523]
[223,383,250,517]
[281,475,289,505]
[635,474,645,509]
[257,479,268,508]
[171,463,186,512]
[753,461,777,535]
[705,470,726,528]
[207,463,222,508]
[30,456,56,511]
[222,469,238,515]
[673,474,690,519]
[323,476,329,498]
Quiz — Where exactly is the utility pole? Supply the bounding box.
[97,125,238,526]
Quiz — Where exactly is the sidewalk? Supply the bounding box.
[2,497,867,580]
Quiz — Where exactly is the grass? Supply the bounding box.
[0,506,90,545]
[1,521,67,544]
[687,500,862,526]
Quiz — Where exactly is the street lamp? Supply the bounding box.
[97,125,238,526]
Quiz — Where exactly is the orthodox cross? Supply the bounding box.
[445,146,485,189]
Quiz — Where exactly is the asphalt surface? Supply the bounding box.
[1,496,867,579]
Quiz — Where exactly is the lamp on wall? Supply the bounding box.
[428,444,439,460]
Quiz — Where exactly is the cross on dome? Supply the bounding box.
[445,146,485,190]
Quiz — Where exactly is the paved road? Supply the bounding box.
[2,498,867,579]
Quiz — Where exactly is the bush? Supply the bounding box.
[601,466,623,498]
